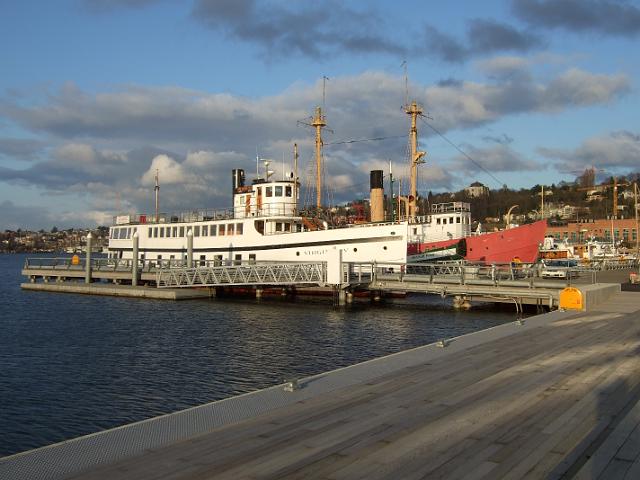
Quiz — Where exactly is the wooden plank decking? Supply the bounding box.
[50,292,640,480]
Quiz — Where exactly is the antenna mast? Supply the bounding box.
[154,169,159,222]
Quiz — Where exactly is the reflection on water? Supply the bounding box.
[0,254,516,457]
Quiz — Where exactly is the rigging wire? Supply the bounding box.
[418,116,504,187]
[324,134,406,147]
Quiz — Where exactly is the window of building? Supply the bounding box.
[285,186,292,197]
[633,229,637,241]
[275,186,283,196]
[266,186,272,197]
[623,229,629,240]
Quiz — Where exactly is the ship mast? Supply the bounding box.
[312,106,327,210]
[405,101,426,221]
[293,143,299,212]
[154,169,159,222]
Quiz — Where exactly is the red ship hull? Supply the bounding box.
[409,220,547,264]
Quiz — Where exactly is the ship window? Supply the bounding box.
[256,187,261,196]
[179,226,184,237]
[194,226,200,237]
[285,186,292,197]
[284,223,290,232]
[219,225,226,236]
[275,222,282,232]
[210,225,217,236]
[199,255,206,266]
[437,218,441,225]
[457,217,461,223]
[234,254,242,265]
[159,227,164,238]
[383,246,387,250]
[266,186,272,197]
[249,254,256,264]
[353,247,358,252]
[172,226,177,237]
[275,186,283,196]
[236,223,243,235]
[126,228,131,238]
[227,224,234,235]
[148,227,152,237]
[202,225,208,236]
[214,255,223,266]
[449,217,454,224]
[153,227,158,238]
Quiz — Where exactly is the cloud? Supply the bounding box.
[538,130,640,170]
[450,144,541,176]
[512,0,640,36]
[0,137,45,161]
[192,0,406,59]
[421,20,542,63]
[0,200,56,231]
[424,68,629,130]
[0,69,632,224]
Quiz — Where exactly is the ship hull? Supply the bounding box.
[409,220,547,264]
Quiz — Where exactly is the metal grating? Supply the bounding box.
[156,262,326,288]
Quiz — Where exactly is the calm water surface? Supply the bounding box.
[0,253,518,457]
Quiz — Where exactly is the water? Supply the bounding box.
[0,253,517,457]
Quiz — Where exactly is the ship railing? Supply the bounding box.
[112,208,236,226]
[430,202,471,214]
[344,260,601,287]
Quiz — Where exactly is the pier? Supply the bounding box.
[2,291,640,479]
[20,256,637,309]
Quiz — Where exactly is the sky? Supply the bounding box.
[0,0,639,230]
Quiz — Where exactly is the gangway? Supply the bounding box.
[156,262,327,288]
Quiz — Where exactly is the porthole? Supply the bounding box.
[296,251,300,256]
[391,231,395,235]
[353,247,358,252]
[383,246,388,250]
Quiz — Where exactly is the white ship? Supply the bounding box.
[107,102,474,266]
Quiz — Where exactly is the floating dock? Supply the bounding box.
[2,291,640,479]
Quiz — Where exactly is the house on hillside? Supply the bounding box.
[464,182,489,198]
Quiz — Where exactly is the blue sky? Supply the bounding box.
[1,0,639,229]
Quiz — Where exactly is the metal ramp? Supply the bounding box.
[156,262,327,288]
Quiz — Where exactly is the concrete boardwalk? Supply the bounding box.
[3,293,640,479]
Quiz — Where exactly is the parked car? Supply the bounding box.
[540,259,578,279]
